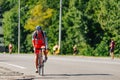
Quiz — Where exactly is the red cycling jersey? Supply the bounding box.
[32,30,45,49]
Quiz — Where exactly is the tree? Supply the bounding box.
[24,4,54,32]
[1,0,120,57]
[3,6,18,52]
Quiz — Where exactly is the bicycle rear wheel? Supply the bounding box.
[42,62,44,76]
[38,53,44,76]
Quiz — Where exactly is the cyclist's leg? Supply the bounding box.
[111,49,114,59]
[35,54,39,72]
[44,50,48,62]
[35,49,39,73]
[110,48,114,59]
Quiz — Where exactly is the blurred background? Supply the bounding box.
[0,0,120,57]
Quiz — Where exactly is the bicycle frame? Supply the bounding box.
[38,47,45,76]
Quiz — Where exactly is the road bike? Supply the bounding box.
[38,46,46,76]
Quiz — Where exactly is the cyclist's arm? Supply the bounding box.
[43,31,48,49]
[41,31,46,46]
[32,31,36,47]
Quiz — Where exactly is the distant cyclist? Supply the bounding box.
[73,45,78,55]
[109,39,115,59]
[8,43,13,54]
[32,25,48,73]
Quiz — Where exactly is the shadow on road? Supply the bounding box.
[44,73,111,76]
[31,73,112,80]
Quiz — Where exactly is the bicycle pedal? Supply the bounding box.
[43,60,45,63]
[35,71,38,73]
[39,65,44,68]
[43,59,47,63]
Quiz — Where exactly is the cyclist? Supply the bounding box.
[109,39,115,59]
[8,43,13,54]
[53,44,59,55]
[32,25,48,73]
[73,45,77,55]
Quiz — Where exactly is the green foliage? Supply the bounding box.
[114,36,120,55]
[1,0,120,57]
[0,0,17,13]
[80,45,94,56]
[24,4,54,31]
[94,40,109,56]
[3,6,18,52]
[21,34,33,53]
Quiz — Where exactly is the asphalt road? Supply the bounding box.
[0,53,120,80]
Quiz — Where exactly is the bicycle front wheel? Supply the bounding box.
[38,61,44,76]
[42,62,44,76]
[38,53,44,76]
[38,57,41,75]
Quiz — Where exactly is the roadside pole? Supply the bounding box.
[59,0,62,54]
[18,0,20,54]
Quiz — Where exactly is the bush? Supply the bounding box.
[93,41,108,56]
[80,45,94,56]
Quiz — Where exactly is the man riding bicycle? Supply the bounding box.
[32,25,48,73]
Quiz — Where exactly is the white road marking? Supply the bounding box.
[0,62,26,69]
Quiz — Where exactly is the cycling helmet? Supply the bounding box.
[36,25,42,30]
